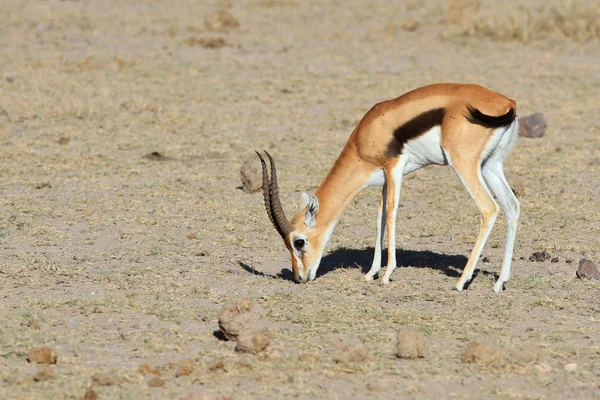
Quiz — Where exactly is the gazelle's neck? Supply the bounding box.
[314,146,376,234]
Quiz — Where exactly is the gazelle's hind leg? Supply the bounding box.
[442,149,500,291]
[482,122,521,292]
[482,163,520,292]
[365,183,387,281]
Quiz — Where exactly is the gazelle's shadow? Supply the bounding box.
[317,247,468,279]
[240,247,469,282]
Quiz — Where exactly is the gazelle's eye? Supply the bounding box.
[294,239,306,249]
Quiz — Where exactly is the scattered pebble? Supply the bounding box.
[209,360,228,372]
[33,365,55,382]
[35,181,52,189]
[184,37,227,48]
[400,17,419,32]
[566,259,573,264]
[460,342,506,365]
[240,153,263,193]
[204,10,240,32]
[396,328,426,359]
[138,362,161,376]
[175,360,194,378]
[518,113,547,138]
[143,151,172,161]
[564,362,578,372]
[23,319,40,330]
[551,257,559,263]
[148,376,165,387]
[509,346,540,365]
[332,344,370,363]
[91,371,122,386]
[529,251,551,262]
[481,256,491,263]
[27,347,57,364]
[576,259,600,280]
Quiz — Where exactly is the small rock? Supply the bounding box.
[58,136,70,145]
[138,362,160,376]
[481,256,491,263]
[184,37,227,48]
[143,151,172,161]
[204,10,240,32]
[518,113,547,138]
[208,360,228,372]
[564,362,578,372]
[332,344,370,363]
[35,181,52,189]
[33,365,55,382]
[235,332,270,354]
[148,376,165,387]
[529,251,551,262]
[175,360,194,378]
[218,298,267,341]
[6,76,15,83]
[551,257,559,263]
[240,154,263,193]
[566,259,573,264]
[80,388,97,400]
[400,17,419,32]
[536,363,553,374]
[27,347,58,364]
[576,259,600,280]
[509,345,540,365]
[460,342,506,365]
[396,328,426,359]
[23,319,41,330]
[91,372,122,386]
[186,232,197,240]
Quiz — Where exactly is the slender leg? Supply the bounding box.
[365,183,387,281]
[482,161,520,293]
[443,150,500,291]
[381,161,406,285]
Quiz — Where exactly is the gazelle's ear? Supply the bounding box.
[298,192,310,212]
[304,195,318,228]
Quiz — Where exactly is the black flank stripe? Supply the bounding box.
[386,108,446,157]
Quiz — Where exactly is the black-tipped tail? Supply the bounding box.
[466,106,515,128]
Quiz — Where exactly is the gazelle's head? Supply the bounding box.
[256,151,325,283]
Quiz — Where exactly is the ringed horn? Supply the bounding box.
[255,151,292,239]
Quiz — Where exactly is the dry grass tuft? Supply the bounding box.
[448,0,600,42]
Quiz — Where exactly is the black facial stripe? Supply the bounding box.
[386,107,446,157]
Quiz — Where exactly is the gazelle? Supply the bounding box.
[257,83,520,292]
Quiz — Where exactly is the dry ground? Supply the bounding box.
[0,0,599,399]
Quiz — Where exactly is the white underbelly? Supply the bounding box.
[402,126,446,175]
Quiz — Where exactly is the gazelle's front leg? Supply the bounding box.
[365,184,387,281]
[381,159,407,285]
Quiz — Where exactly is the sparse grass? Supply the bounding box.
[449,0,600,43]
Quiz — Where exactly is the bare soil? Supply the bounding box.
[0,0,599,399]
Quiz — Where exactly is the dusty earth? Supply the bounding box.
[1,0,599,399]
